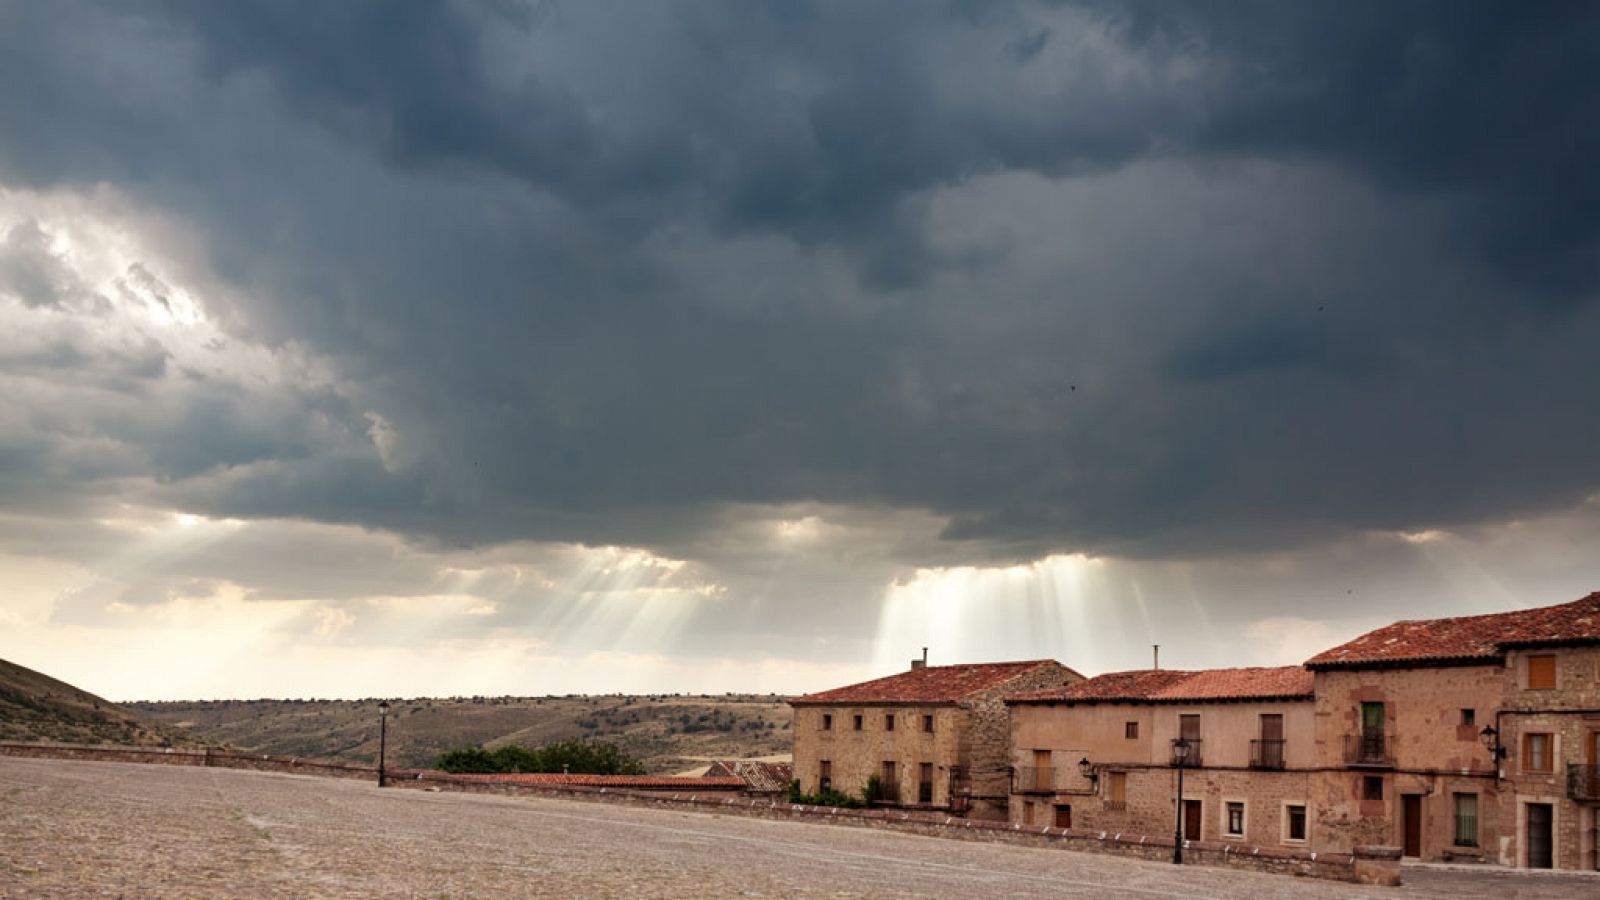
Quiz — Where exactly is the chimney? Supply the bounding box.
[911,647,928,670]
[1153,644,1160,671]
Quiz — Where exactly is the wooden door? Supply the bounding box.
[1528,803,1553,868]
[1402,794,1423,857]
[1183,799,1202,841]
[1054,804,1072,829]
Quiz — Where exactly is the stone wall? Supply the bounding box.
[1310,664,1504,858]
[1493,645,1600,869]
[959,662,1082,819]
[791,703,967,807]
[0,741,377,780]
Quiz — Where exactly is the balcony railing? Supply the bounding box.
[1102,800,1127,811]
[1170,739,1203,768]
[1012,766,1057,794]
[1568,764,1600,803]
[875,779,901,804]
[1345,732,1396,767]
[1250,739,1287,770]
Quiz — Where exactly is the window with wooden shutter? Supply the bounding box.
[1528,654,1557,689]
[1523,732,1553,772]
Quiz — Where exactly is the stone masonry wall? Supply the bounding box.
[1311,664,1504,859]
[1493,645,1600,869]
[958,662,1081,819]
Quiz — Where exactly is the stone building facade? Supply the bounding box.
[1305,590,1600,870]
[1006,667,1318,849]
[791,658,1080,820]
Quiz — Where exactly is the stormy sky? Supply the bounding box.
[2,1,1597,700]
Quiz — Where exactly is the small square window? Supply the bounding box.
[1226,802,1245,837]
[1528,654,1557,689]
[1460,708,1475,727]
[1286,804,1307,842]
[1362,776,1384,801]
[922,714,934,733]
[822,714,832,731]
[1125,721,1139,739]
[853,714,863,731]
[885,714,896,732]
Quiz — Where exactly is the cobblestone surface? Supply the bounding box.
[2,757,1596,898]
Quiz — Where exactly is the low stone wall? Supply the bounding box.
[0,740,376,780]
[1,742,1390,884]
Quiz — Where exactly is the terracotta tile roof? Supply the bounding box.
[445,772,746,790]
[703,760,794,793]
[1008,666,1313,704]
[1305,591,1600,669]
[790,660,1070,706]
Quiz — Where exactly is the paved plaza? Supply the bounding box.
[2,757,1595,898]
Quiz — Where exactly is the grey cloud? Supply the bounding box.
[0,1,1597,569]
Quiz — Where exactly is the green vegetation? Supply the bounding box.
[781,775,877,809]
[435,739,646,775]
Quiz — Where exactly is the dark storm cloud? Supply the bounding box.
[1,1,1598,561]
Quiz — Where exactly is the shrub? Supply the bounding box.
[435,739,645,776]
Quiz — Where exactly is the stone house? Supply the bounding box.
[790,658,1080,820]
[1304,590,1600,870]
[1005,666,1317,848]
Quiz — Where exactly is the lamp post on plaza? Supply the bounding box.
[1172,737,1191,865]
[377,700,390,788]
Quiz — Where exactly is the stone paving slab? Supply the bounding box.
[1,757,1596,898]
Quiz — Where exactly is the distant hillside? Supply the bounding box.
[0,658,207,748]
[130,694,793,774]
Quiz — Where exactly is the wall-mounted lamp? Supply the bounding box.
[1478,725,1507,763]
[1078,757,1098,784]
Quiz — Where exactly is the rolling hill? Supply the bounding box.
[129,694,794,774]
[0,658,208,748]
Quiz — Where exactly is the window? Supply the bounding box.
[1286,804,1307,842]
[922,714,934,733]
[885,714,896,732]
[1460,708,1476,728]
[1528,654,1557,690]
[1107,771,1127,806]
[1179,713,1201,740]
[821,714,832,731]
[1226,802,1245,837]
[1054,804,1072,828]
[1363,776,1384,801]
[853,714,863,731]
[918,762,934,803]
[1125,721,1139,739]
[819,760,832,792]
[1523,732,1553,772]
[1453,793,1478,847]
[881,760,897,800]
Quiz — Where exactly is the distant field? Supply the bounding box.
[129,694,793,773]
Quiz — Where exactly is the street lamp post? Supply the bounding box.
[377,700,390,788]
[1172,737,1191,865]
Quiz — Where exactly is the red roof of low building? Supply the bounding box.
[790,660,1072,706]
[443,772,746,790]
[1305,591,1600,669]
[703,760,793,793]
[1008,666,1313,704]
